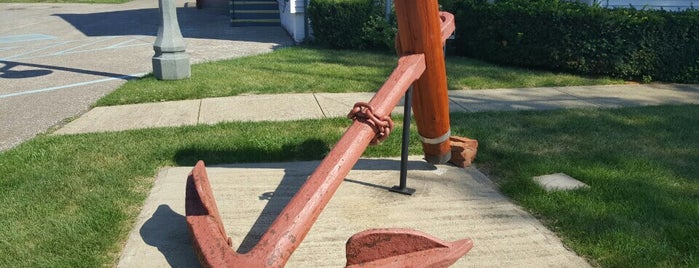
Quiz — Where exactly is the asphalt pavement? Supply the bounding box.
[0,0,293,151]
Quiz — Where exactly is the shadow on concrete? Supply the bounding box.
[174,138,437,254]
[0,60,138,80]
[231,158,435,253]
[236,165,308,253]
[0,59,50,79]
[53,5,290,43]
[140,205,200,268]
[644,82,699,93]
[0,68,52,79]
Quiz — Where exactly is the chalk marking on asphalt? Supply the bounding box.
[0,34,57,44]
[0,72,147,99]
[0,40,74,61]
[2,40,151,61]
[52,36,118,56]
[0,45,23,51]
[107,36,151,49]
[57,42,151,56]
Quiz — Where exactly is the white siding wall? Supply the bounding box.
[279,0,307,42]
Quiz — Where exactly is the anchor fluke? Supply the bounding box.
[186,161,235,267]
[345,229,473,268]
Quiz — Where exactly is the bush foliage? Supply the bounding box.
[307,0,698,83]
[307,0,396,50]
[440,0,699,83]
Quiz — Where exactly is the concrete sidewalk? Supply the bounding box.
[56,83,699,135]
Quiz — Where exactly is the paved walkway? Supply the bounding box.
[56,83,699,135]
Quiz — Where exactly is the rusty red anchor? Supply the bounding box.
[185,0,476,266]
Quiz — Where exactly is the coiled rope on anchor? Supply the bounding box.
[347,102,394,145]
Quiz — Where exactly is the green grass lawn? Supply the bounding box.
[1,105,697,267]
[451,106,699,268]
[95,46,623,106]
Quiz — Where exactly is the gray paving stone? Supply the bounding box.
[533,173,590,192]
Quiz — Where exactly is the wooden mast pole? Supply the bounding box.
[394,0,452,164]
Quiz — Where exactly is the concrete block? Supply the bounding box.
[533,173,589,192]
[152,52,190,80]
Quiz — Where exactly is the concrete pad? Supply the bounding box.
[54,100,200,135]
[448,88,597,112]
[198,94,324,123]
[118,157,591,267]
[533,173,589,192]
[557,84,699,108]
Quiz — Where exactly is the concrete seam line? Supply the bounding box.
[196,99,203,125]
[312,93,327,118]
[448,97,470,112]
[553,87,602,108]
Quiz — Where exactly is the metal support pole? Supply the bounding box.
[390,85,416,195]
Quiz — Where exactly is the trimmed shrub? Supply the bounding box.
[307,0,396,50]
[440,0,699,83]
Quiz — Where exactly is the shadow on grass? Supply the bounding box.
[174,139,332,166]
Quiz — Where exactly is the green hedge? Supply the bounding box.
[440,0,699,83]
[307,0,396,50]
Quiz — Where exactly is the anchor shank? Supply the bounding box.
[251,54,426,267]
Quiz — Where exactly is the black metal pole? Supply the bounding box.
[390,85,416,195]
